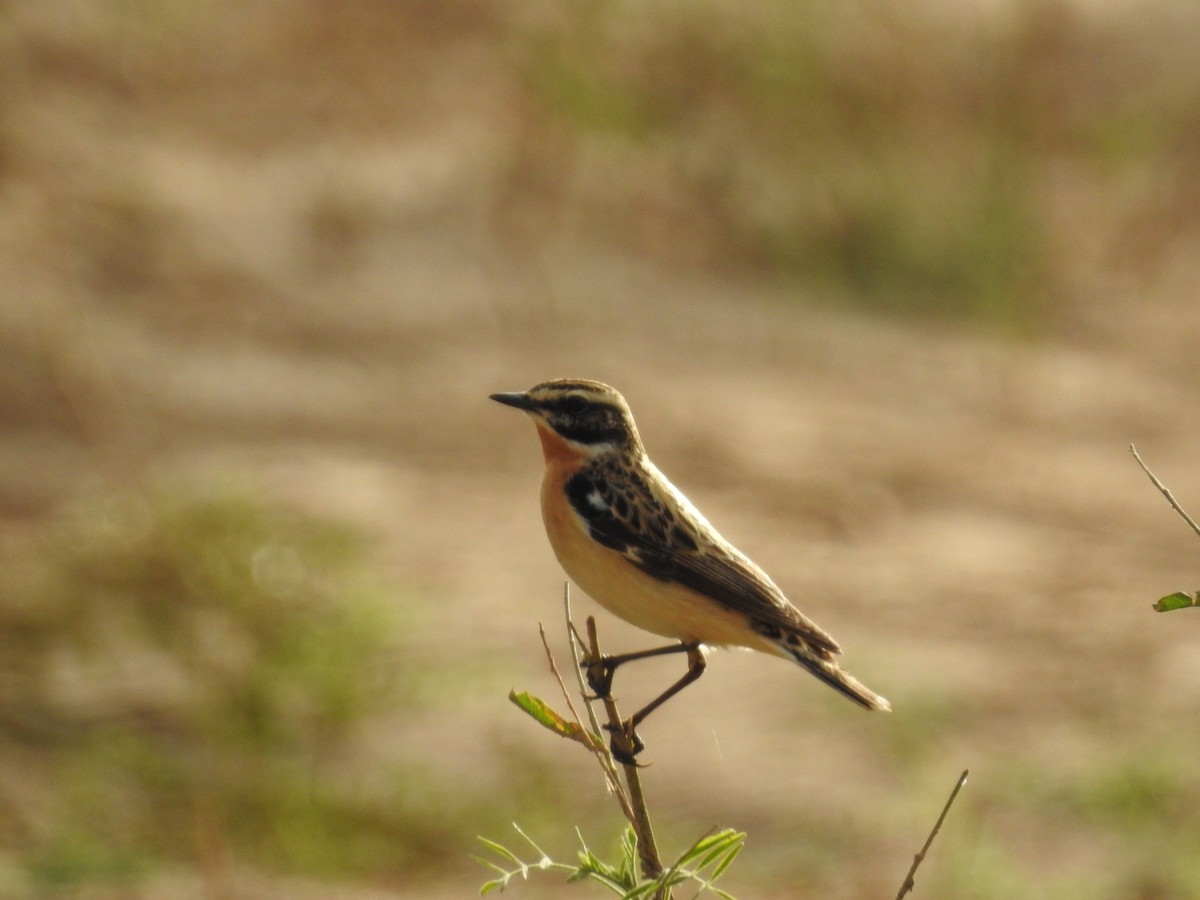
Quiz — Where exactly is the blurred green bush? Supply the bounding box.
[500,0,1175,329]
[0,487,449,890]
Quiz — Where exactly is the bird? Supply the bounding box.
[491,378,889,761]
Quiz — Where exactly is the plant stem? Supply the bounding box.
[586,616,667,895]
[1130,444,1200,540]
[896,769,969,899]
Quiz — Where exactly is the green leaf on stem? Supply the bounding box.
[509,690,587,741]
[1153,591,1200,612]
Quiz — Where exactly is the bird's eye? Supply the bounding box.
[562,395,587,414]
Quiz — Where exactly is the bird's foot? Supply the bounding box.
[582,654,617,700]
[603,720,646,766]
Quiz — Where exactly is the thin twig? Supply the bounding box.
[586,616,667,891]
[1130,444,1200,540]
[896,769,969,900]
[563,587,611,764]
[556,587,633,814]
[536,622,632,812]
[536,623,590,746]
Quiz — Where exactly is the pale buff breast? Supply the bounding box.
[534,426,780,653]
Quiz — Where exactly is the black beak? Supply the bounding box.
[490,391,539,412]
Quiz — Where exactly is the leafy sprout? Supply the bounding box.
[477,823,745,898]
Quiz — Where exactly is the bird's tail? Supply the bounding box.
[783,644,891,712]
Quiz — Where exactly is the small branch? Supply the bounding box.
[586,616,667,892]
[517,588,669,896]
[555,589,634,816]
[896,769,969,900]
[1130,444,1200,541]
[536,622,632,807]
[563,588,615,774]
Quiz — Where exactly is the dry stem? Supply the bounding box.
[536,621,631,815]
[583,615,666,889]
[1130,443,1200,540]
[896,769,968,899]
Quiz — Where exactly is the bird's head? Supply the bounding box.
[490,379,642,459]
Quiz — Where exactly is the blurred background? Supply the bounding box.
[3,0,1200,897]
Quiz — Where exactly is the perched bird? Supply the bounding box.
[492,378,889,760]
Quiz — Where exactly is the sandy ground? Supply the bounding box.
[4,2,1200,897]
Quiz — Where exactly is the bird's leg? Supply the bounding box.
[583,640,699,700]
[604,643,707,765]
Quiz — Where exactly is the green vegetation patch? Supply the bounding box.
[0,487,463,887]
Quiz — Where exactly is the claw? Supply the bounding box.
[603,720,646,765]
[582,656,616,699]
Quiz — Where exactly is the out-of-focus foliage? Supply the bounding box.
[496,1,1198,330]
[504,3,1059,325]
[0,488,435,889]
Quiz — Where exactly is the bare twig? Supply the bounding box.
[896,769,969,900]
[1130,444,1200,541]
[563,588,611,768]
[550,587,634,814]
[585,616,667,893]
[536,622,632,816]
